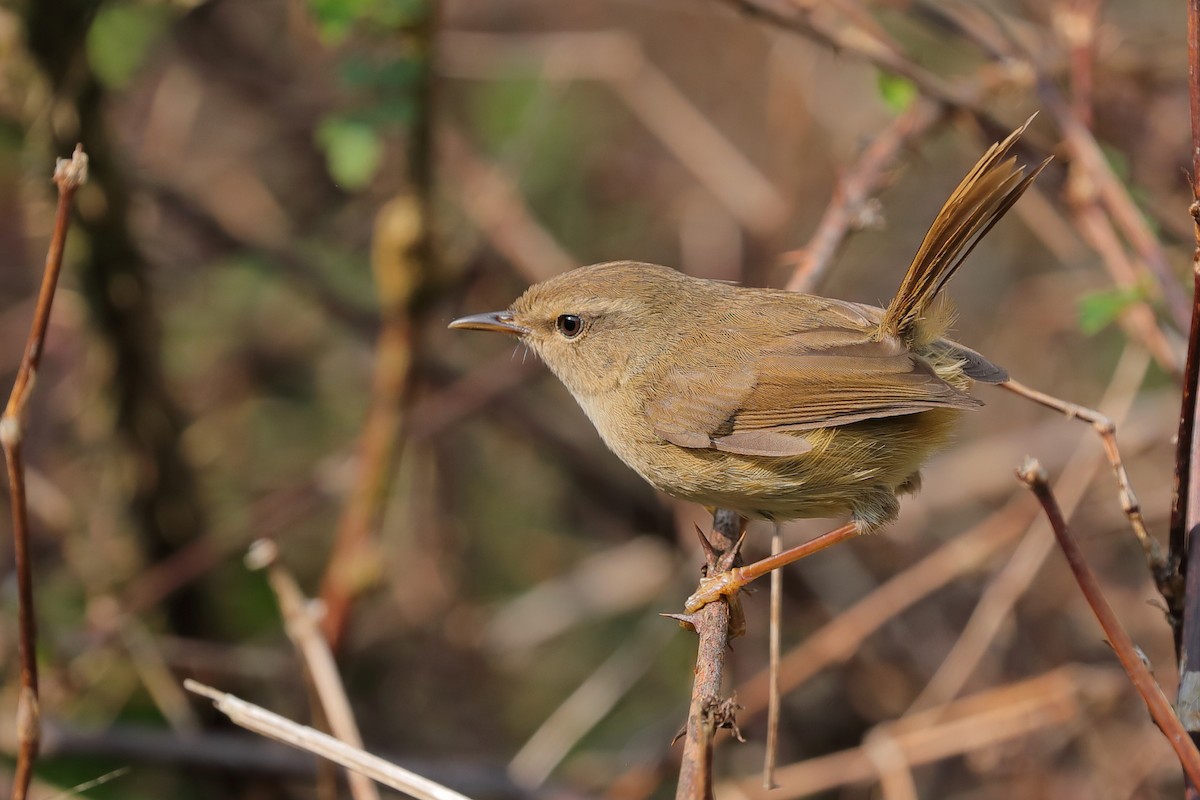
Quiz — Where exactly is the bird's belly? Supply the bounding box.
[622,410,961,524]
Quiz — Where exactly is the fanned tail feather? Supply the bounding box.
[881,116,1049,343]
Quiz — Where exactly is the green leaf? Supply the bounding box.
[316,117,383,189]
[308,0,426,40]
[1077,285,1147,335]
[86,3,171,89]
[877,72,917,113]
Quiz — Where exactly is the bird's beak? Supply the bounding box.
[448,310,528,336]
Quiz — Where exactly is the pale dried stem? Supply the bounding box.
[440,126,577,282]
[184,681,474,800]
[722,666,1122,799]
[763,527,782,790]
[508,614,675,789]
[247,540,380,800]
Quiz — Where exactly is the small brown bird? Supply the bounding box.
[452,121,1045,606]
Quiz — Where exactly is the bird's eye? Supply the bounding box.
[556,314,584,339]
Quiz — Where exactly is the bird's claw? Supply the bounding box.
[685,567,745,613]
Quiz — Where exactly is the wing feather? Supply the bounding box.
[645,327,978,457]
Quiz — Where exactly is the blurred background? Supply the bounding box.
[0,0,1193,797]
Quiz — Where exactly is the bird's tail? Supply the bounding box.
[880,117,1048,344]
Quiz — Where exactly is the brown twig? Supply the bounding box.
[1053,0,1099,130]
[674,510,743,800]
[684,522,860,613]
[784,99,944,293]
[2,144,87,800]
[1000,376,1171,594]
[1016,459,1200,788]
[715,0,977,113]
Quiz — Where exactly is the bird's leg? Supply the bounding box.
[685,521,860,612]
[691,514,749,637]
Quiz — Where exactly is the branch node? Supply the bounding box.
[0,414,22,447]
[244,538,279,571]
[1016,456,1048,487]
[53,143,89,190]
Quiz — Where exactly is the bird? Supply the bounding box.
[451,119,1046,610]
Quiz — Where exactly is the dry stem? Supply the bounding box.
[184,681,473,800]
[1016,459,1200,787]
[247,540,379,800]
[3,145,87,800]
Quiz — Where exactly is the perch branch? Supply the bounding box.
[674,510,743,800]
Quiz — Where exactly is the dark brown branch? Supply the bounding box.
[1175,3,1200,789]
[1015,459,1200,788]
[2,144,87,800]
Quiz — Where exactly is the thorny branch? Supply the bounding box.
[3,144,88,800]
[672,510,743,800]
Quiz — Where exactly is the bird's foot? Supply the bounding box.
[685,567,747,613]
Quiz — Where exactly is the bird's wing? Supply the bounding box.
[645,326,979,458]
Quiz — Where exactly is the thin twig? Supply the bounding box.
[247,540,380,800]
[2,144,87,800]
[763,526,782,789]
[1015,459,1200,787]
[1001,376,1172,595]
[508,613,675,789]
[184,681,475,800]
[715,0,977,113]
